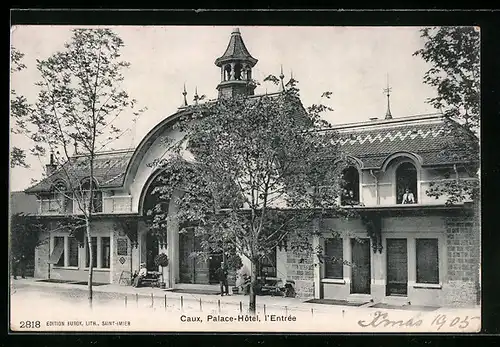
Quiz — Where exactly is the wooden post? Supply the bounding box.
[125,296,127,308]
[311,308,314,317]
[136,293,138,307]
[181,296,184,311]
[151,293,154,308]
[239,301,242,313]
[218,299,221,313]
[199,298,202,312]
[164,295,167,310]
[263,304,266,316]
[285,306,288,316]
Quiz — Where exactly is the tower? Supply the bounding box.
[383,74,393,120]
[215,28,258,99]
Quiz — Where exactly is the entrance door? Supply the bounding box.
[146,233,159,271]
[178,230,210,284]
[386,238,408,296]
[351,238,371,294]
[208,252,223,284]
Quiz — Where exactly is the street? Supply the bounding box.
[9,279,481,333]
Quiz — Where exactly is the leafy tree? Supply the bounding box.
[13,29,146,306]
[147,77,353,313]
[10,213,47,272]
[10,46,30,168]
[414,27,480,204]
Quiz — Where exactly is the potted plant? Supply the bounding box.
[154,253,169,289]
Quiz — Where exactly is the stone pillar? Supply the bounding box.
[312,235,321,299]
[230,62,236,80]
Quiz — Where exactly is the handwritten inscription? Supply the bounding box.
[358,311,422,328]
[358,311,480,330]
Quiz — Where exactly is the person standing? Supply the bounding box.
[216,262,229,296]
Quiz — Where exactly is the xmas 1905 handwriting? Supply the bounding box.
[358,311,480,330]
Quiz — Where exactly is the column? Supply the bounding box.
[64,236,69,267]
[407,237,416,286]
[343,237,352,284]
[230,62,236,80]
[97,236,102,269]
[312,235,321,299]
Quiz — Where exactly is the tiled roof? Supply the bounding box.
[24,149,135,193]
[214,28,258,67]
[331,115,475,169]
[10,191,39,214]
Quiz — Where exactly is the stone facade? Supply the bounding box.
[443,216,480,306]
[286,251,315,299]
[34,231,50,279]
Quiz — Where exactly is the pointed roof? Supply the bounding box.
[215,28,258,67]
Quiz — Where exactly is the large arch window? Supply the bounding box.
[396,162,418,204]
[341,166,360,206]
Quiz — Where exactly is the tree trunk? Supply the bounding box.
[249,260,257,314]
[86,219,93,309]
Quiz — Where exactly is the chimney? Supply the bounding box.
[45,153,57,176]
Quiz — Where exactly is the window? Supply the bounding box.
[258,248,277,278]
[81,179,103,213]
[49,237,65,266]
[68,237,79,267]
[101,237,111,269]
[396,162,418,204]
[85,237,98,268]
[416,239,439,284]
[341,166,360,206]
[324,238,344,279]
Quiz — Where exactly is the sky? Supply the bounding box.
[10,25,439,191]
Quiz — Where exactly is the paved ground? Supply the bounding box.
[9,277,481,333]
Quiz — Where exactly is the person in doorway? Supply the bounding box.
[133,263,148,287]
[402,188,416,204]
[216,261,229,296]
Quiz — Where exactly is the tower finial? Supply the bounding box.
[193,86,199,104]
[383,74,393,120]
[279,64,285,92]
[182,83,188,107]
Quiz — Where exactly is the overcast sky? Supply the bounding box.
[10,25,438,191]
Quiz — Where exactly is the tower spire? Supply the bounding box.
[279,64,285,92]
[193,86,199,104]
[181,83,188,107]
[215,28,258,99]
[383,74,393,120]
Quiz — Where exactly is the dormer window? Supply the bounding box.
[80,179,103,213]
[396,162,418,204]
[340,166,360,206]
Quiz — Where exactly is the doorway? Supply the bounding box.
[146,233,159,271]
[386,238,408,296]
[208,252,223,284]
[351,238,371,294]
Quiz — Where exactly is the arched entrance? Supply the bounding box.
[140,170,223,285]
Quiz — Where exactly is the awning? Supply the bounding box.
[48,240,64,264]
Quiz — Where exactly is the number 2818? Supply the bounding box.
[19,321,41,328]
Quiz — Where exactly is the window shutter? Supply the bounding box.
[325,238,343,279]
[416,239,439,284]
[48,238,65,264]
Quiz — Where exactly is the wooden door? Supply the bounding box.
[386,238,408,296]
[351,238,371,294]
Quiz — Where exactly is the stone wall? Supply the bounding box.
[34,231,50,279]
[444,215,480,306]
[286,251,315,299]
[111,222,134,285]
